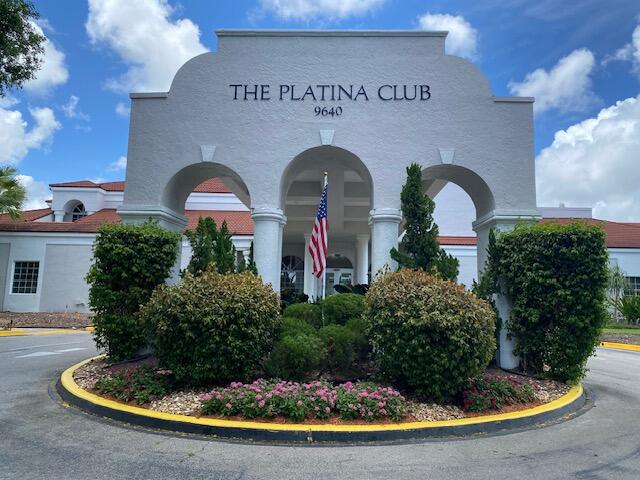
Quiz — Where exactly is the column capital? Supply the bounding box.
[356,233,370,242]
[304,232,312,241]
[251,205,287,225]
[368,208,402,225]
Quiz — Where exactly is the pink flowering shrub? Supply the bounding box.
[200,379,406,422]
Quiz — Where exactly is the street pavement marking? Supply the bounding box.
[0,340,88,354]
[16,347,87,358]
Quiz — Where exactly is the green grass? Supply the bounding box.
[603,326,640,336]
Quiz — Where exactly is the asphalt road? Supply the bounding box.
[1,331,639,480]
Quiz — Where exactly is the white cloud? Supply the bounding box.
[508,48,597,115]
[417,13,478,60]
[107,156,127,172]
[16,175,51,210]
[86,0,208,92]
[61,95,90,121]
[257,0,386,21]
[0,106,61,164]
[603,23,640,76]
[23,21,69,94]
[536,95,640,221]
[115,101,130,117]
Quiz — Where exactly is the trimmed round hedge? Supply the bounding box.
[322,293,365,325]
[283,302,322,328]
[365,269,496,402]
[140,269,280,386]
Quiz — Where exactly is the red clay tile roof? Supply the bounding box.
[49,178,232,194]
[541,218,640,249]
[0,209,253,235]
[437,236,477,246]
[0,208,53,223]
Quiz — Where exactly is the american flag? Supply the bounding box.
[309,178,328,278]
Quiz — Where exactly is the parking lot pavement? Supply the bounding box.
[1,334,639,480]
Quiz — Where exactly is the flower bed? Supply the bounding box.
[74,357,570,424]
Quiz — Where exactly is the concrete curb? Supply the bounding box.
[58,356,586,443]
[0,329,26,337]
[0,328,88,337]
[599,341,640,352]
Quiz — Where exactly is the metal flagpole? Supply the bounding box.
[321,171,328,301]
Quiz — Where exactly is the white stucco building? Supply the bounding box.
[2,30,638,367]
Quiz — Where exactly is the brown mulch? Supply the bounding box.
[73,358,571,424]
[601,333,640,345]
[0,312,92,329]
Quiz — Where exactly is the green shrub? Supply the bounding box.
[322,293,365,325]
[615,295,640,325]
[318,324,356,371]
[283,302,322,328]
[345,317,370,358]
[280,316,316,337]
[86,222,180,361]
[461,374,536,413]
[494,222,609,382]
[265,333,327,381]
[365,269,496,402]
[141,269,280,386]
[94,366,172,405]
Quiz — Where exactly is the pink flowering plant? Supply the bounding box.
[200,379,406,422]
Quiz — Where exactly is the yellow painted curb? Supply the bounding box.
[85,326,94,333]
[0,329,26,337]
[600,341,640,352]
[61,356,584,434]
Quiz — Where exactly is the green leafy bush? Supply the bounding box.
[318,324,356,371]
[493,222,609,382]
[365,269,496,402]
[614,295,640,325]
[94,366,171,405]
[141,269,280,386]
[265,333,327,381]
[280,316,316,337]
[345,317,370,359]
[322,293,365,325]
[462,374,536,413]
[86,222,180,361]
[283,302,322,328]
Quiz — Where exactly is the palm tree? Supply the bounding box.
[0,166,26,220]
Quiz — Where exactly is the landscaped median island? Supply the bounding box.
[71,357,570,424]
[65,180,608,440]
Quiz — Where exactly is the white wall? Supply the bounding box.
[609,248,640,279]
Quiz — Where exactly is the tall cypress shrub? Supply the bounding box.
[494,222,608,382]
[86,222,180,360]
[390,163,459,280]
[185,217,237,275]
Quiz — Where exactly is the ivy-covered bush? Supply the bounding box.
[94,366,172,405]
[322,293,365,325]
[461,374,536,413]
[283,302,323,328]
[140,269,280,386]
[365,269,496,401]
[494,222,609,382]
[86,222,180,361]
[318,324,356,372]
[264,333,327,381]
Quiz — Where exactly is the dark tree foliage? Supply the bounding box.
[184,217,238,275]
[86,222,180,360]
[0,0,45,96]
[390,163,459,280]
[492,222,609,382]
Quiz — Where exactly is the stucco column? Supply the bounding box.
[368,208,402,278]
[473,211,540,370]
[356,234,370,285]
[251,206,286,293]
[54,210,64,222]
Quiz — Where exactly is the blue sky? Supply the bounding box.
[2,0,640,221]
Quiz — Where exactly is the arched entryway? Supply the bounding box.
[280,145,373,299]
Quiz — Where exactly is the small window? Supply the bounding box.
[72,203,87,222]
[12,261,40,294]
[626,277,640,295]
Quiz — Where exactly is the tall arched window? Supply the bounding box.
[71,203,87,222]
[281,255,304,293]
